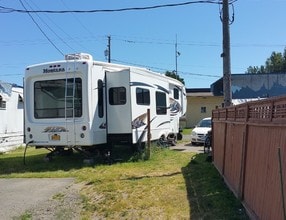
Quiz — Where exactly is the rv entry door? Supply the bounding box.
[106,70,132,136]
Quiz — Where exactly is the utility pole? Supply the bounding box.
[175,35,180,78]
[175,35,178,76]
[105,35,111,63]
[107,35,111,63]
[222,0,232,107]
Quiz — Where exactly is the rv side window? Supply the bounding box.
[136,88,150,105]
[174,88,179,100]
[109,87,126,105]
[0,97,6,109]
[98,80,104,118]
[34,78,82,119]
[156,91,167,115]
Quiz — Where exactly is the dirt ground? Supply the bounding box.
[0,178,83,220]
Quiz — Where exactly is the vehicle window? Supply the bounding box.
[174,88,179,100]
[198,119,211,128]
[98,80,104,118]
[156,91,167,115]
[34,78,82,119]
[136,88,150,105]
[109,87,126,105]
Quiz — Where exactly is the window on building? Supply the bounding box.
[18,94,24,102]
[136,88,150,105]
[201,106,207,113]
[156,91,167,115]
[109,87,126,105]
[0,96,6,109]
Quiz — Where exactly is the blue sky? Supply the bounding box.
[0,0,286,88]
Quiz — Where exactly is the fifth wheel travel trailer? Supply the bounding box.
[24,53,186,155]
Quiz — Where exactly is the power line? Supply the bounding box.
[24,0,75,52]
[1,1,237,14]
[18,0,64,56]
[59,0,96,52]
[112,58,220,78]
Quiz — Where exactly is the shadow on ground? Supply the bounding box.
[181,154,249,219]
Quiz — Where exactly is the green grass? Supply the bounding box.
[0,145,248,219]
[182,128,192,135]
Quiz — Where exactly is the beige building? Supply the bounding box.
[185,88,223,128]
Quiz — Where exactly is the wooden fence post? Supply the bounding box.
[147,108,151,159]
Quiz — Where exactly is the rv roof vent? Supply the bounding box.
[65,53,93,61]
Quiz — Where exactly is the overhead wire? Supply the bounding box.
[59,0,95,52]
[219,1,235,25]
[18,0,64,55]
[1,1,234,14]
[112,59,221,78]
[3,0,238,80]
[23,0,76,52]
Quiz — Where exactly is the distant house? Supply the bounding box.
[211,72,286,99]
[0,81,24,152]
[185,88,223,128]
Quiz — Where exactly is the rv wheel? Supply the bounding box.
[157,136,168,147]
[177,133,183,141]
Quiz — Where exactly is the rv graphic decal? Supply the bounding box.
[43,67,65,74]
[99,122,106,129]
[169,98,182,116]
[155,84,169,94]
[132,113,147,129]
[157,121,171,128]
[43,126,67,132]
[130,82,153,88]
[136,116,157,144]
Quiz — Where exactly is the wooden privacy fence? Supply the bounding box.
[212,96,286,220]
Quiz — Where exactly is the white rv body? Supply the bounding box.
[0,82,24,152]
[24,53,186,148]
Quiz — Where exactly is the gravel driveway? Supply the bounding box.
[170,135,205,153]
[0,178,82,219]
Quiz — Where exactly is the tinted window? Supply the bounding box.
[0,99,6,109]
[98,80,104,118]
[174,88,179,100]
[197,118,211,128]
[156,91,167,115]
[34,78,82,118]
[136,88,150,105]
[109,87,126,105]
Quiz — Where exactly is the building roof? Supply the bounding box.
[211,72,286,98]
[0,81,22,101]
[0,81,12,101]
[186,88,214,97]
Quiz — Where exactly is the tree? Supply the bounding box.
[246,65,266,74]
[246,48,286,74]
[165,71,185,85]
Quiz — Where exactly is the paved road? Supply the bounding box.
[0,178,75,219]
